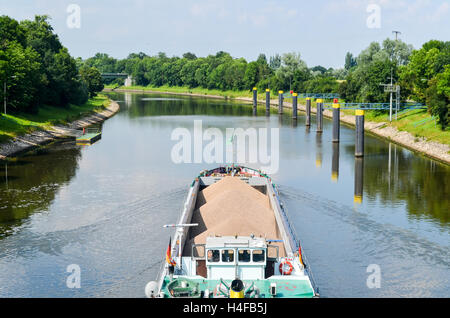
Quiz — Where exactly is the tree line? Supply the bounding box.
[84,51,345,95]
[340,39,449,128]
[0,15,104,114]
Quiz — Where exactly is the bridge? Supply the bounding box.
[101,73,133,86]
[322,102,426,111]
[277,91,427,121]
[279,92,426,111]
[282,92,340,100]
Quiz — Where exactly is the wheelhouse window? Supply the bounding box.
[252,249,265,262]
[221,249,234,262]
[238,249,251,262]
[207,250,220,262]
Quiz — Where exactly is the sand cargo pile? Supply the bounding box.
[184,176,285,257]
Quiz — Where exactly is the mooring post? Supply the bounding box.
[332,102,340,143]
[355,110,364,157]
[354,157,364,204]
[278,91,284,114]
[265,89,270,116]
[305,98,311,126]
[252,87,257,111]
[292,93,298,119]
[316,99,323,133]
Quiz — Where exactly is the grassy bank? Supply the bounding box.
[0,94,109,144]
[340,108,450,146]
[106,84,450,147]
[105,84,260,99]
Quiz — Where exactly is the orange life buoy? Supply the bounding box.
[279,260,293,275]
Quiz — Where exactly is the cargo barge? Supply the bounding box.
[145,165,318,298]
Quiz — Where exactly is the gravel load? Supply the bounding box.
[185,176,285,256]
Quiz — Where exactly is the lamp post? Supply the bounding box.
[3,75,16,115]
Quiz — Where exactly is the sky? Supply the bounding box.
[1,0,449,68]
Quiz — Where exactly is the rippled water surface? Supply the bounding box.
[0,92,448,297]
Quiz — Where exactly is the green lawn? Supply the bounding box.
[340,108,450,146]
[105,84,267,99]
[0,94,109,144]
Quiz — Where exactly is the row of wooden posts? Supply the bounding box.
[252,88,365,157]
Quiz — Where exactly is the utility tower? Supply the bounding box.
[392,31,401,41]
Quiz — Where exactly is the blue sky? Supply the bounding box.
[1,0,449,68]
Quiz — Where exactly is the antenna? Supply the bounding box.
[392,31,401,41]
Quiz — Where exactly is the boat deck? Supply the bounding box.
[161,276,315,298]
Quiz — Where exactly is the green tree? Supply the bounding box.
[344,52,357,70]
[79,66,104,97]
[276,52,308,90]
[425,66,450,128]
[0,41,41,112]
[269,54,281,70]
[243,61,259,89]
[0,15,26,47]
[182,52,197,60]
[341,39,411,103]
[399,40,450,128]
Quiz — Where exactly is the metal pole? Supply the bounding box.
[316,99,323,133]
[354,158,364,204]
[389,69,393,122]
[278,90,284,114]
[265,89,270,116]
[4,81,6,115]
[305,98,311,126]
[292,93,298,120]
[355,110,364,157]
[252,87,257,111]
[389,91,393,122]
[332,102,340,143]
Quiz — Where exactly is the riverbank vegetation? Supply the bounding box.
[0,94,109,144]
[0,15,104,114]
[85,39,449,131]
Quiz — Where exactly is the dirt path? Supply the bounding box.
[0,100,120,159]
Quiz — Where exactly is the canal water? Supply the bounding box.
[0,92,448,297]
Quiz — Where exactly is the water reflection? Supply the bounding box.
[331,143,339,182]
[315,133,322,168]
[292,118,298,128]
[354,158,364,204]
[358,141,450,224]
[4,162,8,190]
[0,144,82,238]
[124,92,132,108]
